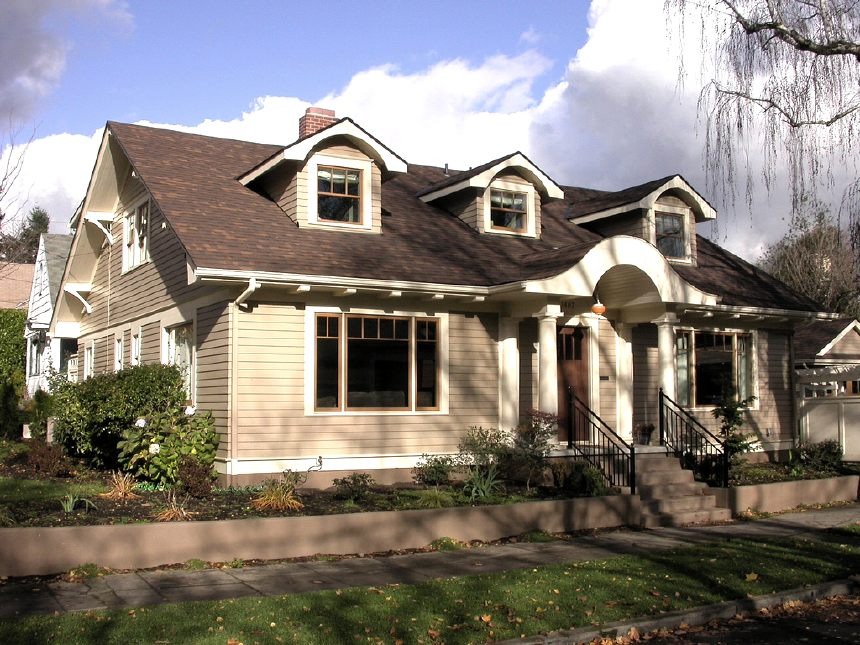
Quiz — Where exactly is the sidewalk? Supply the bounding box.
[1,504,858,619]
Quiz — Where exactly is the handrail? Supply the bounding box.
[566,387,635,493]
[659,388,728,487]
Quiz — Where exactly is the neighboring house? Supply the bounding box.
[24,234,76,395]
[52,108,826,485]
[794,318,860,460]
[0,263,35,310]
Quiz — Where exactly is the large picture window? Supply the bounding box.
[315,314,439,411]
[676,330,752,407]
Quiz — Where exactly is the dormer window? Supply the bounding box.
[490,189,527,233]
[655,212,685,258]
[318,166,361,224]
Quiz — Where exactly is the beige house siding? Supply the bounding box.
[598,318,617,429]
[632,324,659,429]
[81,183,204,337]
[141,321,161,364]
[519,317,538,416]
[828,328,860,359]
[196,301,231,459]
[584,211,647,240]
[232,304,498,460]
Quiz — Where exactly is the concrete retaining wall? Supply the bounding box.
[713,475,859,516]
[0,495,640,577]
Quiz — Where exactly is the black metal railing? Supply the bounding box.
[658,388,728,487]
[566,387,635,493]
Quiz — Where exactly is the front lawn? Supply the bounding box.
[1,535,858,644]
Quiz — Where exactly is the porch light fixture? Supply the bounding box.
[591,298,606,316]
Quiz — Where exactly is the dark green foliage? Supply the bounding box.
[0,206,49,263]
[176,456,216,498]
[411,453,457,487]
[796,440,843,473]
[28,389,52,440]
[0,309,26,438]
[25,440,72,477]
[506,410,558,491]
[117,407,218,485]
[50,363,186,469]
[712,395,757,465]
[331,472,375,501]
[550,460,608,497]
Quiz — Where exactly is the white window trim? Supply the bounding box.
[306,153,373,230]
[304,306,449,416]
[482,179,536,237]
[676,327,759,411]
[83,344,94,380]
[652,204,693,264]
[122,198,150,273]
[114,336,123,372]
[130,329,141,367]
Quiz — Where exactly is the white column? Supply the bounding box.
[654,314,677,401]
[498,316,520,431]
[615,322,634,441]
[536,307,562,416]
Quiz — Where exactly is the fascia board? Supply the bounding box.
[818,319,860,356]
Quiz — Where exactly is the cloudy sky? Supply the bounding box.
[0,0,834,261]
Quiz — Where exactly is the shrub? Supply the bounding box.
[117,406,218,486]
[412,453,457,487]
[410,488,457,509]
[796,440,843,473]
[28,389,53,440]
[463,462,504,501]
[251,474,305,512]
[458,426,511,470]
[26,440,73,477]
[506,410,559,490]
[154,491,191,522]
[176,455,216,498]
[332,472,375,501]
[51,363,186,468]
[712,395,757,465]
[550,460,608,497]
[100,471,140,500]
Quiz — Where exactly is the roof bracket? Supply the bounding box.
[84,211,115,245]
[64,283,93,315]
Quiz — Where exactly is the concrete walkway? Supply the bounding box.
[1,504,858,619]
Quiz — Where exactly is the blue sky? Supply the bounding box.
[1,0,833,260]
[36,1,590,137]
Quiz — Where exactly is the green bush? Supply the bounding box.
[712,395,757,465]
[458,426,511,470]
[505,410,559,490]
[550,460,608,497]
[412,453,457,487]
[0,310,26,439]
[796,440,843,473]
[176,455,216,498]
[51,363,186,468]
[28,389,53,440]
[332,472,375,501]
[117,406,218,486]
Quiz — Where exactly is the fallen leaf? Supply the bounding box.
[745,572,759,582]
[480,614,492,623]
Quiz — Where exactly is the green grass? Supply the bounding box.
[1,535,857,644]
[0,477,106,505]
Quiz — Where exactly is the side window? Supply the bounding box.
[114,336,124,372]
[167,322,195,402]
[123,201,149,271]
[131,332,141,366]
[83,344,94,380]
[655,212,685,259]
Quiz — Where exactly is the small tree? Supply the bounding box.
[712,395,757,465]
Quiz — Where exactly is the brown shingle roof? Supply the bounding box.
[794,318,858,359]
[104,121,820,311]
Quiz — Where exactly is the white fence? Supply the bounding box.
[799,397,860,461]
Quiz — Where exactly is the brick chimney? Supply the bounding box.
[298,107,338,138]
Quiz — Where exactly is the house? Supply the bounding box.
[0,263,35,310]
[794,317,860,460]
[24,234,76,395]
[51,107,826,486]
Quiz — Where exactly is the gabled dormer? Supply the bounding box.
[568,175,716,266]
[417,152,564,239]
[240,108,407,235]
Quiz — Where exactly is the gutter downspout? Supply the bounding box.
[235,277,259,307]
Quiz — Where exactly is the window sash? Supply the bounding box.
[317,166,362,224]
[676,330,752,407]
[124,202,150,269]
[656,213,685,258]
[315,314,439,412]
[168,323,194,402]
[490,189,527,232]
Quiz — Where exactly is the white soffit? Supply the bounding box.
[239,119,407,184]
[420,152,565,202]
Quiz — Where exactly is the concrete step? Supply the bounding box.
[640,507,732,528]
[636,468,696,487]
[644,494,721,514]
[635,455,683,471]
[637,481,710,499]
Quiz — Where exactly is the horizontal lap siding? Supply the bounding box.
[141,322,161,364]
[598,319,617,430]
[519,318,538,416]
[632,324,659,428]
[80,186,204,337]
[196,301,230,459]
[235,306,499,459]
[829,329,860,359]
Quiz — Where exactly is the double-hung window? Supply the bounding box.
[167,322,194,402]
[317,165,361,224]
[315,313,439,411]
[123,201,149,271]
[83,345,94,380]
[676,330,753,407]
[28,338,41,377]
[655,212,685,259]
[114,336,123,372]
[489,189,527,232]
[131,332,141,367]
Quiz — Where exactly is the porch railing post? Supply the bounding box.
[658,387,665,445]
[567,386,574,450]
[629,444,636,495]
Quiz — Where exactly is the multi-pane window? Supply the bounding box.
[28,338,41,377]
[317,166,361,223]
[124,201,149,270]
[114,336,123,372]
[315,314,439,411]
[131,332,141,367]
[59,338,77,375]
[168,322,194,402]
[676,330,753,407]
[655,212,685,258]
[489,189,527,232]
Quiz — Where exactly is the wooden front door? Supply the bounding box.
[557,326,589,442]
